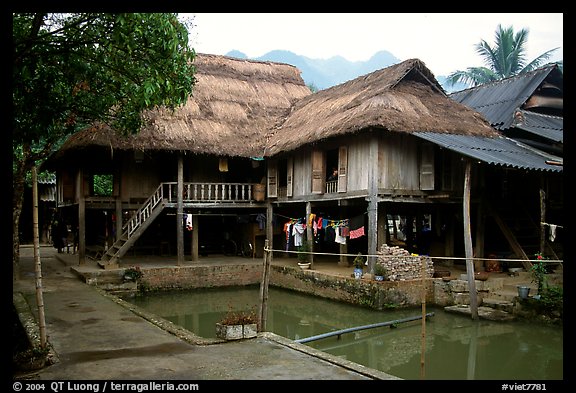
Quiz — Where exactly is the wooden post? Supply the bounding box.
[463,160,478,319]
[266,204,274,260]
[191,214,199,262]
[258,239,271,332]
[77,169,86,265]
[475,197,485,271]
[115,198,123,243]
[32,166,47,349]
[367,133,379,270]
[177,153,184,265]
[540,188,546,256]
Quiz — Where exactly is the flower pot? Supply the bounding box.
[216,323,257,340]
[298,262,311,270]
[353,268,363,279]
[517,286,531,299]
[374,275,384,281]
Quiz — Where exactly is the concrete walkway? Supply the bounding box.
[13,245,397,381]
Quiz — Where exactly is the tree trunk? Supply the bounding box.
[13,157,29,282]
[13,144,37,281]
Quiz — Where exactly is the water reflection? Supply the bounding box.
[124,285,562,380]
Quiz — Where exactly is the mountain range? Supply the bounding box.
[225,49,468,93]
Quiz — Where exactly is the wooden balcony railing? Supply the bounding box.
[163,182,258,203]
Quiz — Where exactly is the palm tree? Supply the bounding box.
[446,24,560,88]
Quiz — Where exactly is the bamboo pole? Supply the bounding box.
[420,255,427,380]
[258,239,271,332]
[32,166,47,349]
[463,161,479,319]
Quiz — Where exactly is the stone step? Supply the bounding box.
[481,298,515,313]
[444,305,515,321]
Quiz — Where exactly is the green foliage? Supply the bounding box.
[353,253,365,269]
[373,263,388,278]
[307,82,319,93]
[13,13,196,148]
[530,254,548,293]
[93,174,113,196]
[123,266,143,281]
[446,24,560,87]
[538,286,563,316]
[297,241,310,262]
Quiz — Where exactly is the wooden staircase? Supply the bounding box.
[98,185,166,269]
[487,202,559,272]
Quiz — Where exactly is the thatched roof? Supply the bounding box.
[49,53,311,161]
[47,56,500,166]
[265,58,499,156]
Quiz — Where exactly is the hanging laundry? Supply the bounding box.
[349,215,365,239]
[185,214,193,231]
[549,224,557,242]
[256,213,266,230]
[284,222,293,251]
[292,223,306,247]
[308,213,316,228]
[335,226,347,245]
[324,224,335,243]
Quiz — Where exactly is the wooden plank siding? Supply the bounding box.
[379,133,420,191]
[273,133,433,199]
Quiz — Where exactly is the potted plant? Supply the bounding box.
[352,253,365,279]
[297,242,311,269]
[373,263,388,281]
[123,265,143,282]
[530,253,548,294]
[215,306,258,340]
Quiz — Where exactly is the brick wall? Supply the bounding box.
[140,263,262,290]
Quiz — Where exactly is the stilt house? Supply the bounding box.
[42,55,563,272]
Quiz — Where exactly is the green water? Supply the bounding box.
[123,285,563,380]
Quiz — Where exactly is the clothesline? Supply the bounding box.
[541,222,563,229]
[276,213,352,227]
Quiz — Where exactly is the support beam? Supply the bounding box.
[177,153,184,265]
[77,169,86,265]
[367,134,379,270]
[463,160,478,320]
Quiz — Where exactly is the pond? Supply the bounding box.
[123,285,563,380]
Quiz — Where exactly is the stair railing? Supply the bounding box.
[123,184,165,238]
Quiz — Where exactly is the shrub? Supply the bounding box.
[219,306,258,325]
[373,263,388,278]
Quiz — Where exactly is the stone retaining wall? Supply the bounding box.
[82,261,488,310]
[269,265,433,309]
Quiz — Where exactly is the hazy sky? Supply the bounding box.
[183,13,563,76]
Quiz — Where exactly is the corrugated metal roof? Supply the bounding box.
[414,132,562,172]
[513,109,563,143]
[449,65,558,130]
